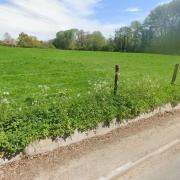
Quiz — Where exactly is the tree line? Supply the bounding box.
[1,0,180,54]
[0,32,54,48]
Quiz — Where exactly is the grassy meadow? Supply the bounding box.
[0,45,180,157]
[0,46,179,99]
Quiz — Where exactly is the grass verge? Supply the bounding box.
[0,78,179,159]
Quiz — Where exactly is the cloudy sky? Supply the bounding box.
[0,0,172,40]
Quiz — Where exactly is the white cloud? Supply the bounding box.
[157,0,172,6]
[0,0,123,40]
[125,7,141,13]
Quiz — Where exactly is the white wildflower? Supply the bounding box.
[1,98,9,104]
[3,91,10,96]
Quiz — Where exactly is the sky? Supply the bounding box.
[0,0,172,40]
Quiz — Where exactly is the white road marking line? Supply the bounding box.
[98,162,133,180]
[99,139,180,180]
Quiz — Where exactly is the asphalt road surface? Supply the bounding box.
[116,142,180,180]
[1,110,180,180]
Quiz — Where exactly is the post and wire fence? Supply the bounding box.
[114,65,120,95]
[171,64,179,85]
[113,63,179,96]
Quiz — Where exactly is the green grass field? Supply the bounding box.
[0,46,180,157]
[0,46,179,100]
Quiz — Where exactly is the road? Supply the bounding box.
[116,142,180,180]
[1,110,180,180]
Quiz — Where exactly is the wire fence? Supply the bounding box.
[0,64,179,100]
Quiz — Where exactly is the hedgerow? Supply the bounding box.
[0,78,179,159]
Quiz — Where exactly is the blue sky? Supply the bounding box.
[0,0,172,40]
[93,0,166,23]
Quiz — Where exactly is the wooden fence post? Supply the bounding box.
[171,64,179,85]
[114,65,120,95]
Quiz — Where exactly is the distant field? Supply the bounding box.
[0,46,179,100]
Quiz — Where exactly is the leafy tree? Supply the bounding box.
[114,26,133,52]
[3,32,15,46]
[75,30,89,50]
[130,21,142,51]
[85,31,106,51]
[53,29,78,49]
[143,0,180,54]
[103,38,116,51]
[16,33,54,48]
[53,29,105,51]
[17,33,44,48]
